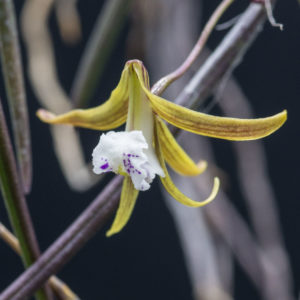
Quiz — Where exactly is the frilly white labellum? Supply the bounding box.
[92,131,164,191]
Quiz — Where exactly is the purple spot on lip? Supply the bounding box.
[100,162,109,170]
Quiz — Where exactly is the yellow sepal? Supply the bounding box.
[133,65,287,141]
[37,65,130,130]
[154,119,219,207]
[106,176,139,237]
[156,116,206,176]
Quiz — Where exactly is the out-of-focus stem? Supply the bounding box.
[21,0,99,191]
[71,0,132,108]
[0,223,80,300]
[183,132,274,296]
[175,2,268,109]
[163,169,231,300]
[143,0,230,297]
[0,0,32,194]
[218,79,293,300]
[54,0,82,45]
[151,0,234,96]
[0,175,123,300]
[205,191,265,290]
[0,100,53,300]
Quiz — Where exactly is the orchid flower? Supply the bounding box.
[37,60,287,236]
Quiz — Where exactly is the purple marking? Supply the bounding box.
[100,162,109,170]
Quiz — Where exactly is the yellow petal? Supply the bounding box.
[156,116,206,176]
[37,65,130,130]
[106,176,139,237]
[133,64,287,141]
[154,119,219,207]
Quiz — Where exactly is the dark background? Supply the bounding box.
[0,0,299,299]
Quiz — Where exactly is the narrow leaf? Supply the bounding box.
[0,0,32,193]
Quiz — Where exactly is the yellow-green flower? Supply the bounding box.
[37,60,287,236]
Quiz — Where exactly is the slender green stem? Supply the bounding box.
[0,99,52,300]
[151,0,234,96]
[71,0,132,108]
[0,0,32,194]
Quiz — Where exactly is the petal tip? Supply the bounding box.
[105,229,115,237]
[196,160,208,175]
[196,177,220,207]
[36,109,57,123]
[282,109,288,122]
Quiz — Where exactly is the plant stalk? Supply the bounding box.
[0,222,80,300]
[0,99,53,300]
[0,0,32,194]
[0,175,122,300]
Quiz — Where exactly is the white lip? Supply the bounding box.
[92,130,164,191]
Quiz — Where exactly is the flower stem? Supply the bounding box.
[174,2,269,110]
[0,0,32,194]
[0,175,123,300]
[0,99,53,300]
[151,0,234,96]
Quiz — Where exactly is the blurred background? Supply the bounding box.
[0,0,299,299]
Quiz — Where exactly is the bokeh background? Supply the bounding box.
[0,0,299,299]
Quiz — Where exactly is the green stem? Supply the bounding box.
[0,0,32,194]
[71,0,132,108]
[0,99,52,300]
